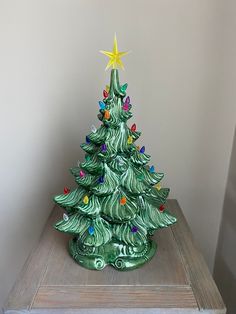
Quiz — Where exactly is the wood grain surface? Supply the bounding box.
[33,286,197,309]
[3,200,226,314]
[168,200,226,313]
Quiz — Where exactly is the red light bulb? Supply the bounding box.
[64,187,70,194]
[159,205,165,212]
[103,90,108,98]
[131,124,136,132]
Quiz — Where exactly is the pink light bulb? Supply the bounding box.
[80,170,85,177]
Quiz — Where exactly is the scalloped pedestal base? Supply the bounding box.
[69,237,157,271]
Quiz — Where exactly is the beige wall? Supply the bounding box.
[0,0,235,310]
[213,1,236,311]
[214,129,236,314]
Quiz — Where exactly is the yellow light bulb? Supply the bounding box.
[127,136,133,144]
[83,195,89,204]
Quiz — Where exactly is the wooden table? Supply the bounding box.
[3,200,226,314]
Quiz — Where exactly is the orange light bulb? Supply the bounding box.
[104,110,110,120]
[120,196,127,205]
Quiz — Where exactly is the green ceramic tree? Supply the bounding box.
[53,37,177,271]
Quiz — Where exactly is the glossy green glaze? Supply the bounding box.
[69,237,157,271]
[53,69,177,271]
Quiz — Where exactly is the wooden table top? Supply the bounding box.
[3,199,226,314]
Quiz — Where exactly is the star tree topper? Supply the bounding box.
[100,34,129,70]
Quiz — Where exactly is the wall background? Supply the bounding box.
[214,129,236,314]
[0,0,235,311]
[213,2,236,311]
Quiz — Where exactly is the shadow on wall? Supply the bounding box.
[214,126,236,314]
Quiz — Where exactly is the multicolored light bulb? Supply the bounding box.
[103,90,108,98]
[122,103,129,111]
[101,143,107,152]
[63,187,70,194]
[79,170,85,177]
[121,83,128,92]
[140,146,145,153]
[88,226,95,235]
[63,213,69,221]
[99,101,106,110]
[159,204,165,212]
[131,226,138,233]
[86,136,90,144]
[149,165,155,173]
[83,195,89,204]
[127,136,133,144]
[104,110,110,119]
[91,125,97,133]
[125,96,130,105]
[98,176,104,183]
[120,196,127,205]
[131,124,136,132]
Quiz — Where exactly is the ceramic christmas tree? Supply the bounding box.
[53,35,177,271]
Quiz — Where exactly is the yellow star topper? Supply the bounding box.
[100,34,129,70]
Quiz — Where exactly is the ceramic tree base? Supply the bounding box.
[69,237,157,271]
